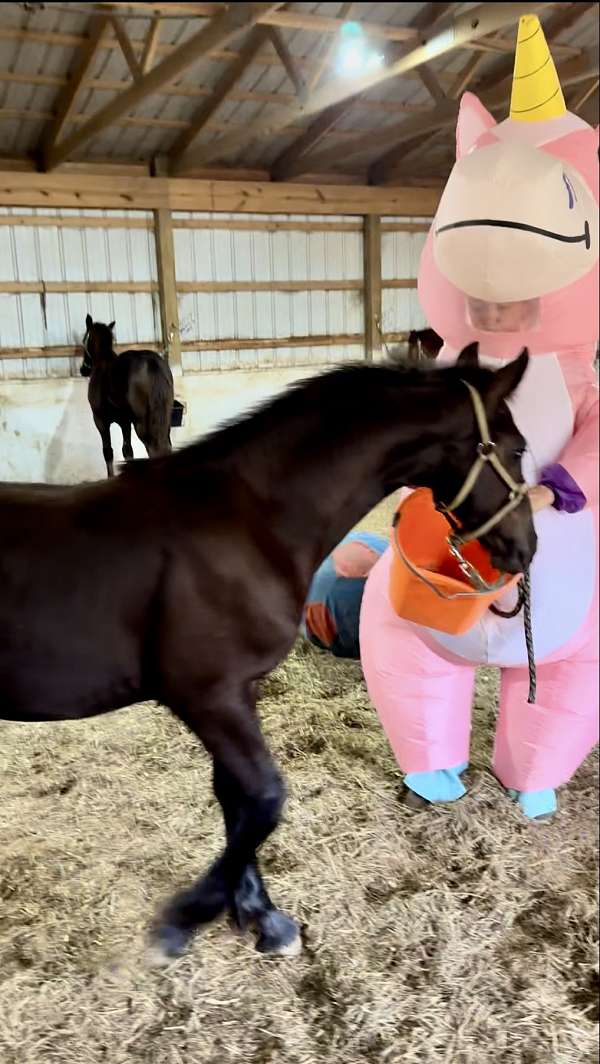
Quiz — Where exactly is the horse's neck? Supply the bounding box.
[237,385,447,578]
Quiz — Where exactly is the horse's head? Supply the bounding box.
[427,343,536,576]
[80,314,116,377]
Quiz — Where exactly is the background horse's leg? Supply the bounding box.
[93,414,114,478]
[153,684,300,959]
[213,760,300,954]
[120,419,134,462]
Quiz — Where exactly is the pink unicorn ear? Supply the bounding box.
[456,92,497,159]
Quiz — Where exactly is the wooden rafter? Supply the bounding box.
[266,28,308,104]
[168,27,270,166]
[271,0,449,183]
[41,2,284,171]
[270,97,361,182]
[411,3,453,102]
[448,52,487,99]
[307,1,354,93]
[0,69,433,114]
[571,77,599,113]
[0,19,577,63]
[372,48,489,183]
[40,15,110,159]
[108,15,142,82]
[140,17,162,75]
[174,2,555,174]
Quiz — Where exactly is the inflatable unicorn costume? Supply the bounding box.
[305,15,599,819]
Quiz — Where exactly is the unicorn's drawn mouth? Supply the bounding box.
[436,218,591,250]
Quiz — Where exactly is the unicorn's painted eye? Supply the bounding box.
[562,172,576,209]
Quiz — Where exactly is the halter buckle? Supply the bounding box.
[477,441,496,459]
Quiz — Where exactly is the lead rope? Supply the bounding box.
[490,571,536,704]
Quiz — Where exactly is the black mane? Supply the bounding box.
[122,359,480,477]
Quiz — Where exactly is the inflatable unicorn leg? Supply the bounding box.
[360,549,474,798]
[494,600,599,817]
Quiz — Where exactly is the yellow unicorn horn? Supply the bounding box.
[509,14,566,122]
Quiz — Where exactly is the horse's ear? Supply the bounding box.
[108,321,115,331]
[85,313,93,328]
[456,342,479,369]
[484,348,529,411]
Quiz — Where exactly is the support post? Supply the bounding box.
[153,201,181,373]
[363,214,382,361]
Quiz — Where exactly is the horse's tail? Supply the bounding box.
[145,355,174,452]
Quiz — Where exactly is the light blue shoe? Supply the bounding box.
[507,788,557,820]
[404,762,469,804]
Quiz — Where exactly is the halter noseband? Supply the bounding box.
[437,380,529,592]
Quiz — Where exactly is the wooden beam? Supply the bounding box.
[140,17,162,75]
[448,52,487,98]
[108,15,142,82]
[363,216,382,361]
[272,0,448,182]
[0,341,157,360]
[181,333,364,352]
[271,96,362,182]
[175,2,555,173]
[169,27,269,165]
[0,170,441,216]
[0,34,479,97]
[108,5,420,41]
[0,281,158,294]
[308,1,354,92]
[176,279,364,293]
[42,2,284,171]
[266,27,308,104]
[40,16,110,159]
[418,66,446,104]
[571,78,599,113]
[154,208,182,371]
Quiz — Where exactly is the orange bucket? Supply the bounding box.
[389,488,519,635]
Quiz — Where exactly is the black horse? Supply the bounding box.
[80,315,174,477]
[0,344,535,961]
[407,327,444,361]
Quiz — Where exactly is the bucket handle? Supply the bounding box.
[391,510,507,602]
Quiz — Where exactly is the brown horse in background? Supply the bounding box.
[80,315,174,477]
[0,346,536,963]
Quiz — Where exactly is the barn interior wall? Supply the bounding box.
[0,206,430,483]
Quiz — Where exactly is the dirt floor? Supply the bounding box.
[0,496,598,1064]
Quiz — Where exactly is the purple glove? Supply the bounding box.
[538,463,587,514]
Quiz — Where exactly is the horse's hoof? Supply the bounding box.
[256,910,302,957]
[148,923,191,964]
[402,788,431,811]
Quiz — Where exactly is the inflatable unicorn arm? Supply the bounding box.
[558,393,599,509]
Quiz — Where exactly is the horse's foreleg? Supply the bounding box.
[213,760,300,954]
[121,420,134,462]
[93,415,114,478]
[152,685,300,960]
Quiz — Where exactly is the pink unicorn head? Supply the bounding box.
[418,15,599,360]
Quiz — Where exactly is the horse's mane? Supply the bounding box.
[121,359,477,478]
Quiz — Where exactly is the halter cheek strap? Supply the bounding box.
[439,380,529,547]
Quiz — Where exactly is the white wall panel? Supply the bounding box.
[0,209,159,379]
[381,219,430,338]
[174,212,365,370]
